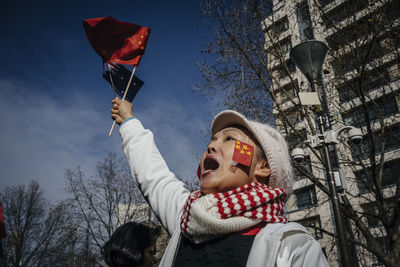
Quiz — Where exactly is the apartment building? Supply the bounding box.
[263,0,399,266]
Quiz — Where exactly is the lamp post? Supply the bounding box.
[290,40,354,267]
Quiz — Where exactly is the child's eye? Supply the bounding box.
[225,136,236,141]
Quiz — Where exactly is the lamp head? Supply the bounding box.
[290,40,328,83]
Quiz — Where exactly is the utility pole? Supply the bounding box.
[290,40,353,267]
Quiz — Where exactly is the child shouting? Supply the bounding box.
[111,98,329,267]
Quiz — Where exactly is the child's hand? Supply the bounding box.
[111,98,134,125]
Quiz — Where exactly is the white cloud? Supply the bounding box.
[0,78,215,200]
[0,79,114,200]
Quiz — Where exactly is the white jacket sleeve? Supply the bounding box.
[120,118,190,235]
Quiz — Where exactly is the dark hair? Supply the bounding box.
[102,222,160,267]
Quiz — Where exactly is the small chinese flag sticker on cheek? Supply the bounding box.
[232,140,254,167]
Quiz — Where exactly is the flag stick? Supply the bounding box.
[108,66,137,136]
[109,72,117,98]
[104,59,117,98]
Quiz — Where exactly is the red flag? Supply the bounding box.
[83,17,151,66]
[0,201,6,239]
[232,140,254,167]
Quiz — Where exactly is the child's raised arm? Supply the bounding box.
[112,100,190,235]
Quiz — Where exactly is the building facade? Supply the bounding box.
[263,0,399,266]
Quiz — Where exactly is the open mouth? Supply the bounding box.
[202,157,219,177]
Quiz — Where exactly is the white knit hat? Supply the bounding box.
[211,110,294,194]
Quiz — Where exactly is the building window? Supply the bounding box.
[365,70,391,92]
[326,11,391,51]
[278,37,292,54]
[360,197,395,228]
[321,0,369,29]
[296,216,323,239]
[337,60,398,103]
[295,185,317,210]
[318,0,334,8]
[268,16,289,35]
[356,159,400,194]
[342,94,399,126]
[351,123,400,162]
[336,79,359,103]
[296,1,314,41]
[277,79,298,103]
[272,60,296,80]
[331,31,393,76]
[384,124,400,153]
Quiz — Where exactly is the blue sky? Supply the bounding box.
[0,0,222,200]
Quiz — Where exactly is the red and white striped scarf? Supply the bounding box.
[180,182,287,243]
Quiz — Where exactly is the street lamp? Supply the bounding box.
[290,40,327,84]
[290,40,357,267]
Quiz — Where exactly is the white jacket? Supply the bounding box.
[120,118,330,267]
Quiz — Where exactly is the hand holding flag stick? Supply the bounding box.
[83,16,151,135]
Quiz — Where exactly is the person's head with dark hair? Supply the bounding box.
[102,222,161,267]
